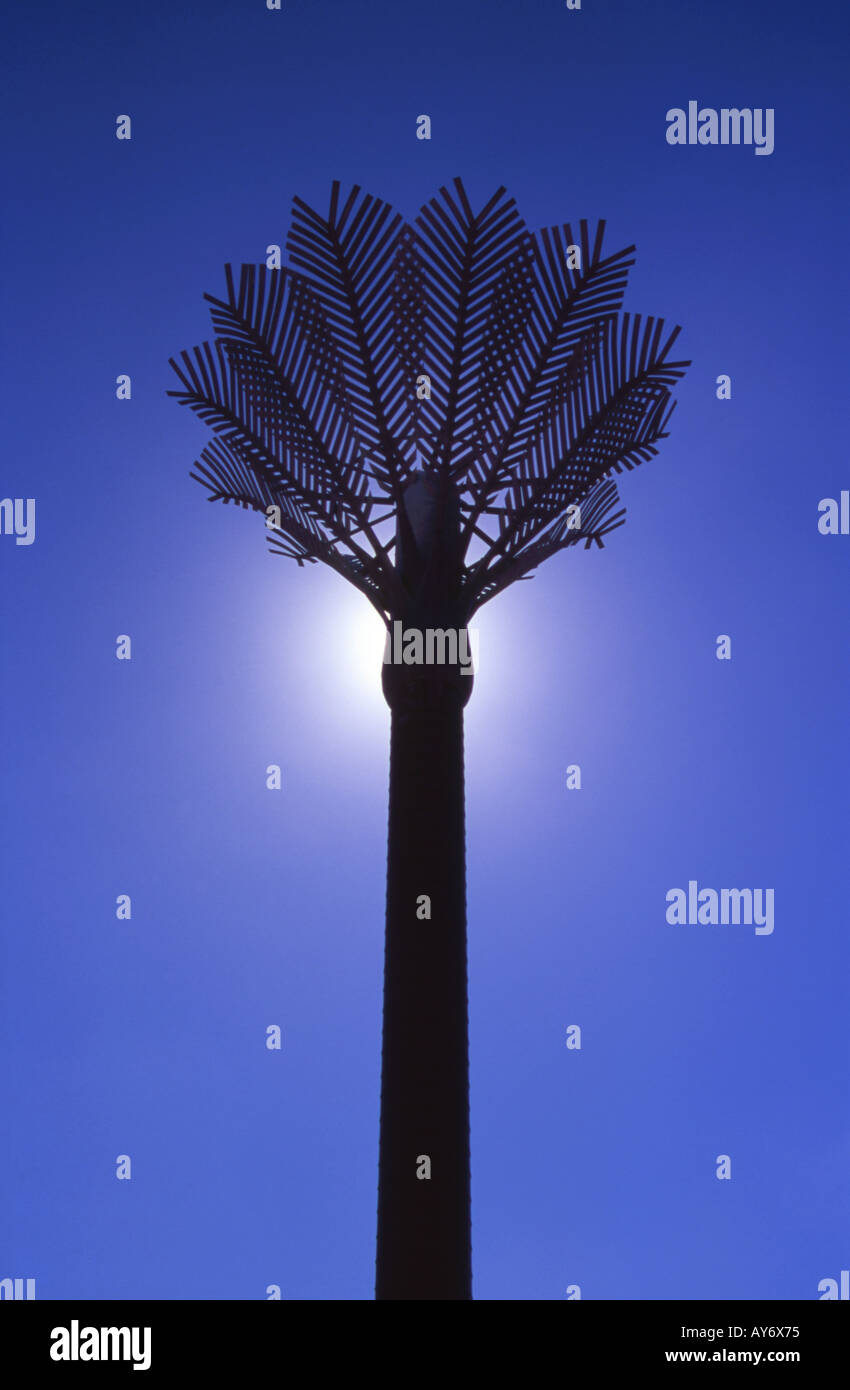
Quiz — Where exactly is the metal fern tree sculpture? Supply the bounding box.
[168,178,689,1301]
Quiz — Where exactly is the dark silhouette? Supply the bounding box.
[168,178,689,1300]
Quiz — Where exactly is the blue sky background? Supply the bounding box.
[2,0,847,1299]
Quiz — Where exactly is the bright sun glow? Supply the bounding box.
[333,594,389,711]
[296,571,543,753]
[329,590,524,716]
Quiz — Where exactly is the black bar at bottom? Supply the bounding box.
[1,1299,846,1377]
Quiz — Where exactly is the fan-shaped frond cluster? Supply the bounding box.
[169,179,689,618]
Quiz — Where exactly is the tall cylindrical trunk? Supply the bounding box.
[375,672,472,1300]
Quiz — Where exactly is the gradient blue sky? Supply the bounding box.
[2,0,848,1300]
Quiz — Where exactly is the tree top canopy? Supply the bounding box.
[169,178,689,622]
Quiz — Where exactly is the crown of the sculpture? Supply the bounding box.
[168,178,689,624]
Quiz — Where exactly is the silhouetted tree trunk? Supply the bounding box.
[375,474,473,1298]
[376,667,473,1299]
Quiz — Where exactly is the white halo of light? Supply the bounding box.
[337,595,390,709]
